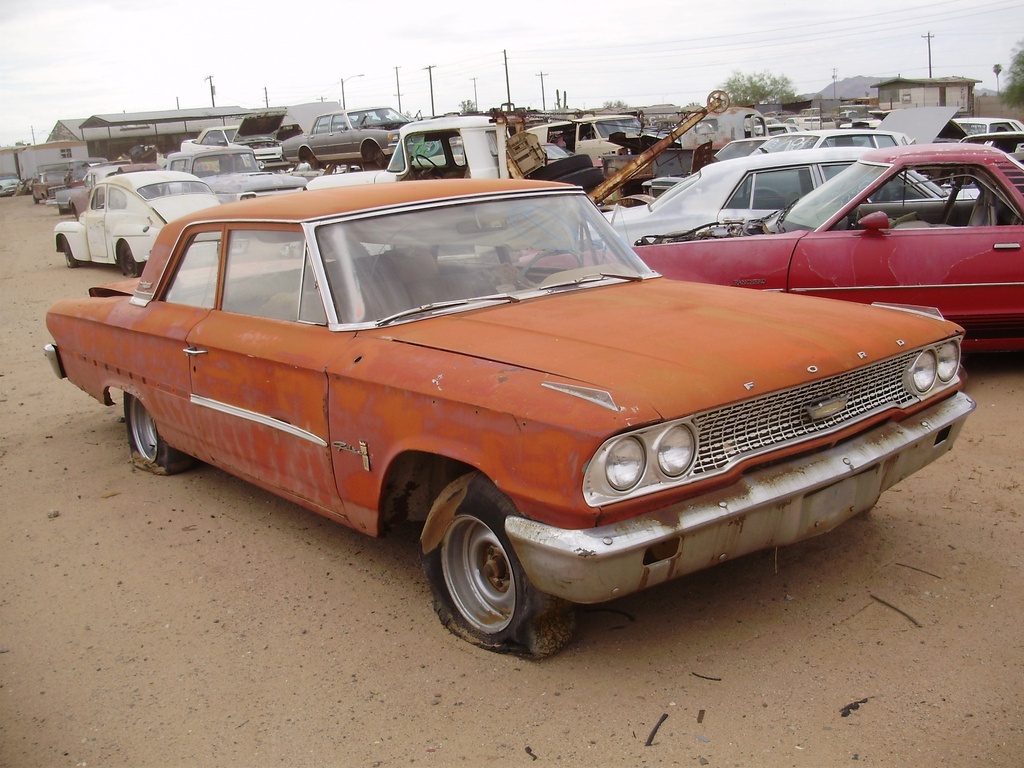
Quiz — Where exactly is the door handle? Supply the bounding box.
[993,243,1021,250]
[183,347,208,356]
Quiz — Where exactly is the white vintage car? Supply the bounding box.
[53,170,220,276]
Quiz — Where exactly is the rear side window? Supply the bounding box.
[727,167,813,210]
[165,231,222,308]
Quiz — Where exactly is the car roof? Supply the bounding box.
[141,179,571,283]
[167,147,253,160]
[856,142,1013,164]
[783,128,907,138]
[100,170,204,190]
[710,145,872,172]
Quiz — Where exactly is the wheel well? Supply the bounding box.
[298,146,317,164]
[55,233,68,251]
[379,451,475,528]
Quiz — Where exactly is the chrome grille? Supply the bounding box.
[691,351,917,475]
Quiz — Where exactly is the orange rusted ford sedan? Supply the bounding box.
[44,179,975,656]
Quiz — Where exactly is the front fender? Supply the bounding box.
[54,221,88,261]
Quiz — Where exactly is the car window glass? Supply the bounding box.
[91,186,106,210]
[754,167,813,208]
[165,231,222,308]
[332,114,348,131]
[107,187,128,211]
[725,174,754,209]
[821,162,854,181]
[316,194,646,324]
[221,230,315,322]
[874,135,897,147]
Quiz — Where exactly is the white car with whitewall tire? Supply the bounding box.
[53,171,220,277]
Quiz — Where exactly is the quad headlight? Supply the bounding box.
[906,339,961,395]
[594,422,699,499]
[655,424,696,478]
[604,436,646,491]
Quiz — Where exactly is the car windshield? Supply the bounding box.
[760,135,820,152]
[348,108,408,128]
[647,171,705,210]
[780,161,890,231]
[314,191,651,325]
[192,153,260,176]
[137,180,214,200]
[594,118,641,138]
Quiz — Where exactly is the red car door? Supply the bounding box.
[183,227,347,516]
[787,224,1024,348]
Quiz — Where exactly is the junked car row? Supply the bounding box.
[35,101,1023,655]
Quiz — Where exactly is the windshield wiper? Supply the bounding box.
[375,294,520,327]
[774,199,799,233]
[539,272,643,291]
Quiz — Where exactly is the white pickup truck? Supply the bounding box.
[307,115,604,191]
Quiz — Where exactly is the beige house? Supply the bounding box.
[873,76,980,115]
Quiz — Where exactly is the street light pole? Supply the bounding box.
[341,74,364,110]
[424,65,436,117]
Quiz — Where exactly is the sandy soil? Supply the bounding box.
[1,193,1022,768]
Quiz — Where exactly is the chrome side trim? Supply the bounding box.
[792,280,1024,294]
[190,395,328,447]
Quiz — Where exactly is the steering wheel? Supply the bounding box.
[517,250,584,286]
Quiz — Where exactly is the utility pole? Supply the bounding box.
[264,87,269,108]
[503,49,511,107]
[424,65,436,117]
[537,71,548,111]
[395,67,403,113]
[922,32,934,78]
[341,74,364,110]
[205,75,216,107]
[471,77,478,111]
[832,68,838,100]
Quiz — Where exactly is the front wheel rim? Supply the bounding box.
[128,398,159,462]
[442,515,516,633]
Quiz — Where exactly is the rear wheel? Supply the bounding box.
[360,142,387,170]
[117,241,142,277]
[421,472,575,657]
[124,394,194,475]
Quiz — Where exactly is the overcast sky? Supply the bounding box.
[0,0,1020,146]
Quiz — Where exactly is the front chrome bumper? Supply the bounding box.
[506,391,975,605]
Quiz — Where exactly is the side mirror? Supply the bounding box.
[858,210,890,232]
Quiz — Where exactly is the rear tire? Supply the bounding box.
[528,154,594,180]
[360,142,387,170]
[124,394,194,475]
[421,472,576,657]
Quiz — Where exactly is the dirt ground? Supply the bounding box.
[1,193,1021,768]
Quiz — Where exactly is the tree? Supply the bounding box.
[720,70,797,105]
[603,100,630,111]
[1004,39,1024,107]
[459,99,477,114]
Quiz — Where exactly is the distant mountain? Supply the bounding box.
[804,76,882,100]
[806,77,997,100]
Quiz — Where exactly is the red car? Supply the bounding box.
[636,144,1024,351]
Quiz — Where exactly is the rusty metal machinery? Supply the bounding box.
[587,90,730,205]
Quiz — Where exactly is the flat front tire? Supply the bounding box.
[124,394,194,475]
[421,473,575,657]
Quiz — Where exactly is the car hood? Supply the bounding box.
[236,109,288,140]
[367,279,959,419]
[149,194,221,222]
[207,173,307,193]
